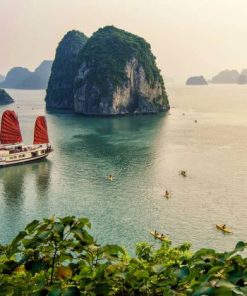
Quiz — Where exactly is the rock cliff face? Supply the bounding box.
[186,76,207,85]
[75,58,167,114]
[74,26,169,115]
[0,89,14,105]
[45,31,88,109]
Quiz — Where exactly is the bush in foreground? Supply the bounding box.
[0,216,246,295]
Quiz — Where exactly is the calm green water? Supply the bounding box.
[0,84,247,252]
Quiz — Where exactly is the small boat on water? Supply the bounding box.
[179,170,187,177]
[0,110,53,167]
[216,224,232,234]
[149,230,169,241]
[163,190,171,199]
[106,174,113,182]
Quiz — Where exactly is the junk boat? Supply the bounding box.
[0,110,53,167]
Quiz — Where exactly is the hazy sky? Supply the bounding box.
[1,0,247,81]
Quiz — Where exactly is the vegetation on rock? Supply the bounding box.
[1,216,246,295]
[45,30,88,109]
[76,26,167,98]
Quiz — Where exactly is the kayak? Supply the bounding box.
[216,224,232,234]
[150,231,169,241]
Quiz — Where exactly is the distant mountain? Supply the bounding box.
[0,74,5,82]
[211,70,240,84]
[18,61,53,89]
[35,60,53,78]
[0,60,53,89]
[0,67,32,88]
[18,74,48,89]
[186,76,208,85]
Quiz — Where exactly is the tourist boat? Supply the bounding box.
[0,110,53,167]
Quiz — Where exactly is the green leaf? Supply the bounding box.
[37,230,51,240]
[60,216,76,226]
[62,287,80,296]
[176,266,190,280]
[152,264,165,274]
[2,260,19,274]
[193,286,215,296]
[0,286,14,296]
[133,270,149,280]
[10,231,27,247]
[235,242,246,252]
[232,287,244,295]
[216,280,235,289]
[48,287,62,296]
[26,220,40,233]
[25,260,45,275]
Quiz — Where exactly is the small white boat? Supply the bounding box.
[0,110,53,167]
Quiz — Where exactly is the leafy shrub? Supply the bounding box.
[0,216,246,295]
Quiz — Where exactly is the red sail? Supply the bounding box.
[0,110,23,144]
[33,116,49,144]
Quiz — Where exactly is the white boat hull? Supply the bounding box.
[0,144,53,168]
[0,153,49,167]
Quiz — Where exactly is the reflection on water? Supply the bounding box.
[35,161,52,196]
[0,159,52,242]
[1,160,52,200]
[2,166,25,200]
[69,115,166,173]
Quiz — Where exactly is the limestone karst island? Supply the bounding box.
[46,26,169,115]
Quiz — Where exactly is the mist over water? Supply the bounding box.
[0,84,247,252]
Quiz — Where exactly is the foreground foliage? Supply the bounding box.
[0,216,246,295]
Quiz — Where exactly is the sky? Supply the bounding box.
[1,0,247,81]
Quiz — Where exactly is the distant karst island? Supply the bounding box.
[186,69,247,85]
[46,26,169,115]
[0,74,5,83]
[0,60,52,90]
[211,70,240,84]
[0,89,14,105]
[186,76,208,85]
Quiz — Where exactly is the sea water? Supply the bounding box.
[0,84,247,252]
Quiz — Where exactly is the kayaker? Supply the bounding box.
[107,174,113,181]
